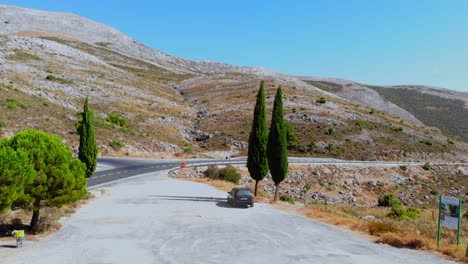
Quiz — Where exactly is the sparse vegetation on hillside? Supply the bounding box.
[106,113,129,127]
[369,86,468,141]
[5,50,41,61]
[45,74,73,84]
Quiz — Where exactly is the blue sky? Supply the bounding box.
[3,0,468,92]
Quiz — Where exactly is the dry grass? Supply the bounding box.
[175,176,237,192]
[293,203,468,262]
[0,192,94,237]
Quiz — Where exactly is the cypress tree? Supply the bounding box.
[267,86,289,202]
[78,97,98,178]
[247,80,269,196]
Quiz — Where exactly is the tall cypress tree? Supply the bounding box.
[78,97,98,178]
[247,81,269,196]
[267,86,288,202]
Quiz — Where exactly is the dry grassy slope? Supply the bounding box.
[0,34,196,156]
[179,76,467,162]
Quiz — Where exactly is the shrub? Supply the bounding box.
[309,139,316,153]
[447,139,454,145]
[218,165,241,184]
[399,165,408,171]
[7,101,16,109]
[419,139,433,146]
[280,194,295,204]
[378,194,400,207]
[430,189,438,196]
[109,139,123,149]
[45,75,73,84]
[106,113,128,127]
[355,119,364,128]
[203,165,241,184]
[387,202,421,220]
[422,163,432,171]
[327,127,335,135]
[183,147,193,153]
[316,97,327,104]
[203,165,220,179]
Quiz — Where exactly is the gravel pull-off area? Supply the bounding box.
[0,171,452,264]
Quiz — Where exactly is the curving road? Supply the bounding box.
[89,157,456,187]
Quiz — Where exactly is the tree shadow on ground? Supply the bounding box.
[149,195,248,209]
[0,224,29,237]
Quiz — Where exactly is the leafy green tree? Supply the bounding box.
[0,146,35,214]
[267,86,289,202]
[4,130,87,230]
[78,97,98,178]
[247,81,269,196]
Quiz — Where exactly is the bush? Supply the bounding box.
[422,163,432,171]
[109,139,123,149]
[183,147,193,153]
[316,97,327,104]
[430,189,438,196]
[419,139,433,146]
[106,113,128,127]
[378,194,400,207]
[45,75,73,84]
[355,119,364,128]
[327,127,335,135]
[387,202,421,220]
[280,194,295,204]
[309,139,316,153]
[203,165,220,179]
[399,165,408,171]
[218,165,241,184]
[203,165,241,184]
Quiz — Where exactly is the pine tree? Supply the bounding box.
[5,130,87,231]
[78,97,98,178]
[267,86,289,202]
[247,81,269,196]
[0,146,35,214]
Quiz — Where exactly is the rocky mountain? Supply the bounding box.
[0,4,466,162]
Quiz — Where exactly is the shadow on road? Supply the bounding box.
[150,195,248,209]
[150,195,225,203]
[0,245,18,248]
[215,201,249,209]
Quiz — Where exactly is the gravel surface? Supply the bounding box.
[0,171,453,264]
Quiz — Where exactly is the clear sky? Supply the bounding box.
[2,0,468,92]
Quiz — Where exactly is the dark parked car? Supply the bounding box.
[227,187,254,207]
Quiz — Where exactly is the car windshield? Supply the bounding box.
[236,190,252,196]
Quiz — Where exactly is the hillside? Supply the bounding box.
[0,5,467,163]
[301,77,468,142]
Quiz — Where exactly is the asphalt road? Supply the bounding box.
[90,157,441,187]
